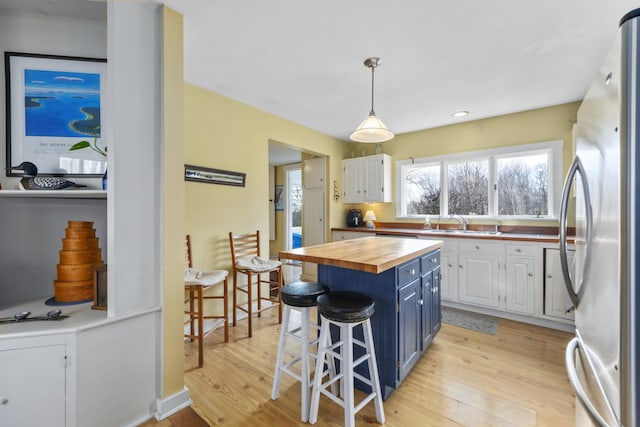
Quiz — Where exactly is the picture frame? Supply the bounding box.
[184,164,246,187]
[274,185,284,211]
[5,52,107,177]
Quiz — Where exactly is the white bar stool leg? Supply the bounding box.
[364,318,385,424]
[343,322,356,427]
[308,315,331,425]
[300,307,311,422]
[271,305,291,400]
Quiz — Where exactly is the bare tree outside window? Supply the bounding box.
[291,184,302,226]
[405,165,440,215]
[497,154,548,216]
[448,160,488,215]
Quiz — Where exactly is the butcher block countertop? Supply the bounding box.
[279,236,442,274]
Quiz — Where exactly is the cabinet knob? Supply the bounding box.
[448,263,452,268]
[0,398,8,405]
[418,299,424,305]
[432,258,437,263]
[516,248,522,253]
[475,245,480,250]
[409,268,416,275]
[547,274,552,279]
[459,265,463,269]
[528,272,534,277]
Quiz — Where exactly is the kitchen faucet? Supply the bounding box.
[450,214,467,231]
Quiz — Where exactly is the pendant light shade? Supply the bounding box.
[350,57,394,143]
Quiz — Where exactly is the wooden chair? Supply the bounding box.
[228,230,283,337]
[184,235,229,368]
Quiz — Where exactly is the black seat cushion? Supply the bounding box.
[280,282,329,307]
[317,291,375,323]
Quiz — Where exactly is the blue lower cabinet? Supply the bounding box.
[317,248,441,400]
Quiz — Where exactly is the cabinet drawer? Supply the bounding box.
[398,259,420,286]
[421,251,440,273]
[505,244,538,257]
[459,240,502,254]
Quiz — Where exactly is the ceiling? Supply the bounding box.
[3,0,640,164]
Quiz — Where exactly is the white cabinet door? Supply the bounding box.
[332,230,371,241]
[0,345,66,427]
[440,250,459,301]
[342,158,363,203]
[544,248,576,321]
[303,157,325,188]
[504,256,536,315]
[458,241,502,309]
[363,154,391,202]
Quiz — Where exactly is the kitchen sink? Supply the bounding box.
[426,229,502,236]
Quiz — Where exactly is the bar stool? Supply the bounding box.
[271,281,330,422]
[309,291,385,427]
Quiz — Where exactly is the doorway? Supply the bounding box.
[284,164,302,250]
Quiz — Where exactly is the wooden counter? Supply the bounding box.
[278,236,443,273]
[280,236,443,400]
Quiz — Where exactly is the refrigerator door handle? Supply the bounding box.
[559,155,593,310]
[566,336,620,427]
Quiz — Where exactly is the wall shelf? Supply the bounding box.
[0,190,106,199]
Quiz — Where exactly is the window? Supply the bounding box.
[447,159,488,215]
[396,141,563,219]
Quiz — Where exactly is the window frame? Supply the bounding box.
[395,140,564,220]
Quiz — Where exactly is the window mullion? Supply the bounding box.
[488,156,496,216]
[440,161,448,216]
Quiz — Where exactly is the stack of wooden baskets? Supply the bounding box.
[54,220,104,302]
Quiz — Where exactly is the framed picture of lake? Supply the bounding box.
[5,52,107,177]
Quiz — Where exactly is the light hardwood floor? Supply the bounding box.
[174,312,574,425]
[144,265,576,426]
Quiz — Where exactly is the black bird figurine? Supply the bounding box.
[7,161,86,190]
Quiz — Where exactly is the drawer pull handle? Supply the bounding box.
[408,268,416,275]
[432,258,437,263]
[418,299,424,305]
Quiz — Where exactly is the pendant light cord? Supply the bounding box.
[369,65,376,116]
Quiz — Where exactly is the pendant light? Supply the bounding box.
[350,57,394,143]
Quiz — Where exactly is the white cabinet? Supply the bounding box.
[303,157,325,188]
[342,157,364,203]
[544,248,576,322]
[504,244,537,315]
[332,230,373,241]
[458,240,502,309]
[0,343,68,427]
[342,154,391,203]
[437,238,459,301]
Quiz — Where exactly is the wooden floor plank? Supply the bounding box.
[143,284,575,426]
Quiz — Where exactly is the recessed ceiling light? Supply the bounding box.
[452,110,469,118]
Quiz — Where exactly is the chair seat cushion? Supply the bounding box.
[235,256,281,272]
[184,268,228,286]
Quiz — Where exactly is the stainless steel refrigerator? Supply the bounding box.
[559,8,639,427]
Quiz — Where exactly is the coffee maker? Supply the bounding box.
[347,209,362,227]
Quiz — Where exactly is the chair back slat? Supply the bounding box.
[185,235,193,268]
[229,230,262,263]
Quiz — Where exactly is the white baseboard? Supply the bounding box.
[155,386,192,420]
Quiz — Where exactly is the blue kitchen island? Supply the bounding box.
[279,236,443,400]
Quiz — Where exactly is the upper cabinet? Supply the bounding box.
[342,153,391,203]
